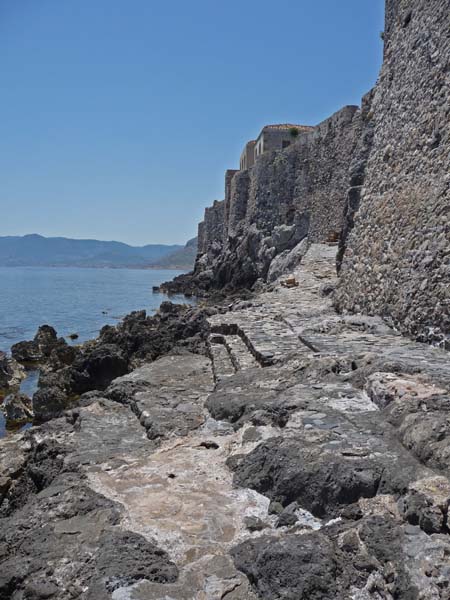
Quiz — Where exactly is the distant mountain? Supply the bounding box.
[152,237,198,269]
[0,234,188,268]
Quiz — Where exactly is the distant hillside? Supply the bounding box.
[0,234,185,268]
[152,237,197,269]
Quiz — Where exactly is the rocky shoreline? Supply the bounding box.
[1,243,450,599]
[1,0,449,595]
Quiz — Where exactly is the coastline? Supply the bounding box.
[1,243,450,597]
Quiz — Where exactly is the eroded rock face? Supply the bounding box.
[0,351,25,395]
[3,392,33,427]
[0,473,178,598]
[11,325,61,364]
[232,515,450,600]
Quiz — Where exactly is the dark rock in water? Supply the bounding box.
[68,332,79,340]
[159,300,183,315]
[14,304,209,425]
[11,325,60,364]
[48,340,79,369]
[11,339,42,363]
[33,386,69,423]
[0,351,25,393]
[3,392,33,426]
[0,352,11,391]
[34,325,58,356]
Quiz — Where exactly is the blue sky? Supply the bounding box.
[0,0,385,245]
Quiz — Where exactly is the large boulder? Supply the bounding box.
[34,325,58,357]
[267,238,309,282]
[231,532,341,600]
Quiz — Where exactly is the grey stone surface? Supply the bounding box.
[2,244,450,599]
[336,0,450,346]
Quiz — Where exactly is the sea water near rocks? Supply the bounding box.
[0,266,193,436]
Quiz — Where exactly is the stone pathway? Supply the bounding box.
[208,244,450,386]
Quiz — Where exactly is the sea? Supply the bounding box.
[0,266,192,437]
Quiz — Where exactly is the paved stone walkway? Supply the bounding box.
[208,244,450,386]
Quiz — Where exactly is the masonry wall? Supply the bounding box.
[194,105,360,289]
[240,106,359,243]
[201,200,225,256]
[336,0,450,345]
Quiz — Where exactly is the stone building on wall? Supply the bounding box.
[239,141,256,171]
[252,124,313,163]
[239,124,313,171]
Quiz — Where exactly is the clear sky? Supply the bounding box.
[0,0,385,246]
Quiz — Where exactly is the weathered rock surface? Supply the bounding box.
[2,243,450,599]
[2,0,450,594]
[26,303,210,424]
[11,325,61,364]
[2,392,33,427]
[336,0,450,346]
[0,351,25,396]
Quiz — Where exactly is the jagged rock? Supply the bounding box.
[34,324,58,356]
[70,343,128,393]
[244,516,268,532]
[33,385,70,423]
[11,339,42,363]
[232,531,343,599]
[11,325,61,364]
[0,351,25,393]
[3,392,33,426]
[0,472,178,597]
[276,504,299,528]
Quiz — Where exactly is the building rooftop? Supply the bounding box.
[261,124,314,132]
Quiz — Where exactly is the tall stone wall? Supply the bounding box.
[202,200,225,256]
[196,106,361,289]
[336,0,450,346]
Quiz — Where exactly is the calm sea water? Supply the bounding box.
[0,266,191,437]
[0,266,190,352]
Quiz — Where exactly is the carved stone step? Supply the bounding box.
[224,335,260,371]
[208,340,235,382]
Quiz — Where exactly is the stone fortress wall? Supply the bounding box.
[194,106,361,289]
[186,0,449,345]
[335,0,450,346]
